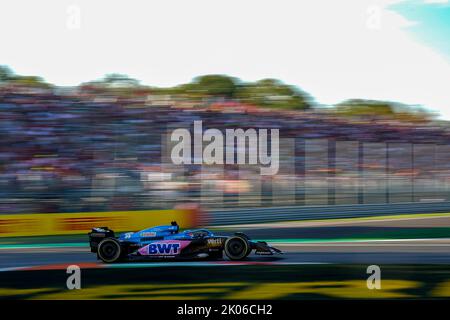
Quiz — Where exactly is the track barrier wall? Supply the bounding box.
[204,201,450,226]
[0,208,199,237]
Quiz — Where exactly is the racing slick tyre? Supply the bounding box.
[97,238,122,263]
[224,236,250,260]
[235,232,252,257]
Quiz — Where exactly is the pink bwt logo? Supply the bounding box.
[139,241,191,255]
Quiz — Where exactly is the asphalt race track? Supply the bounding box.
[1,214,450,299]
[2,213,450,269]
[2,238,450,270]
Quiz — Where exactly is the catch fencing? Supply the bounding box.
[204,201,450,226]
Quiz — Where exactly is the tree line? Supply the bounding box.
[0,65,433,120]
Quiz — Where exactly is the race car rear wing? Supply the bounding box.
[88,227,115,253]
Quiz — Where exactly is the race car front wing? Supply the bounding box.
[251,241,283,255]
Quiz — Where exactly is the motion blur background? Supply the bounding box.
[2,0,450,300]
[1,1,450,215]
[0,70,449,214]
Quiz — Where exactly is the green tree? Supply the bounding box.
[235,78,311,110]
[0,65,14,81]
[10,75,52,88]
[80,73,149,96]
[335,99,433,121]
[335,99,395,116]
[100,73,141,88]
[191,74,238,97]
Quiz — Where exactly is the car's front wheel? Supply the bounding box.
[97,238,122,263]
[224,236,250,260]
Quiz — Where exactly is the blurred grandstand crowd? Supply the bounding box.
[1,78,450,214]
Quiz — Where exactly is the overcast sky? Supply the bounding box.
[1,0,450,118]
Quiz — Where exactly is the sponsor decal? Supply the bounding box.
[0,218,37,234]
[90,232,106,237]
[0,209,196,237]
[207,238,223,248]
[141,232,156,237]
[255,251,272,255]
[149,243,180,255]
[124,232,134,239]
[138,240,191,256]
[57,217,124,231]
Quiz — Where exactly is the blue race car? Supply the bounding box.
[88,221,282,263]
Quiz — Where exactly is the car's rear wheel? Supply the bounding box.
[224,236,250,260]
[97,238,122,263]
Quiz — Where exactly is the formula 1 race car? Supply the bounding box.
[88,221,282,263]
